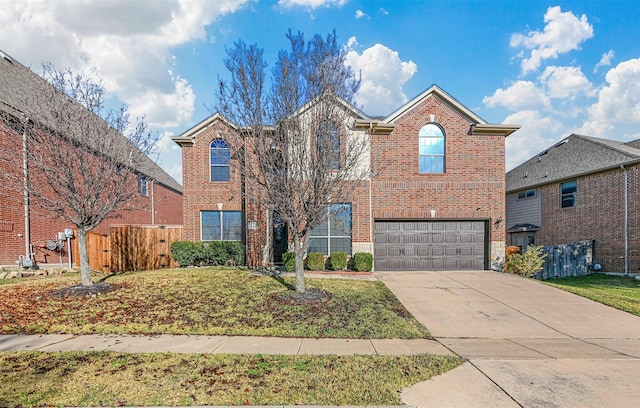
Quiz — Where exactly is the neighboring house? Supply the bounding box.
[0,50,183,267]
[506,134,640,273]
[174,85,519,270]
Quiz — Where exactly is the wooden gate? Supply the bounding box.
[110,225,183,272]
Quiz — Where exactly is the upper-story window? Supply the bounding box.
[210,139,230,182]
[518,189,536,199]
[561,180,577,208]
[317,120,340,170]
[419,123,445,173]
[139,176,148,196]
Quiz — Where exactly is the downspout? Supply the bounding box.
[22,121,31,261]
[150,180,155,225]
[368,123,374,257]
[621,164,629,275]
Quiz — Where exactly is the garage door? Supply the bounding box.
[374,220,487,271]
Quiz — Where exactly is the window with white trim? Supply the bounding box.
[210,139,230,182]
[308,203,352,255]
[201,211,242,241]
[419,123,445,173]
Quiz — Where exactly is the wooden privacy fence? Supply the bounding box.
[534,240,595,280]
[82,225,183,273]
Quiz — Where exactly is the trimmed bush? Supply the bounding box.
[282,252,296,272]
[353,252,373,272]
[505,245,546,277]
[305,252,326,271]
[171,241,245,267]
[170,241,201,267]
[330,251,348,271]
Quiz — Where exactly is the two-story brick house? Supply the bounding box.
[506,134,640,273]
[0,49,183,267]
[174,85,519,270]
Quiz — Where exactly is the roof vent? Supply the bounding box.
[0,51,12,64]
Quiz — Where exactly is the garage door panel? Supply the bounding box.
[374,220,486,271]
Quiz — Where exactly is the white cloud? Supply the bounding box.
[510,6,593,73]
[345,42,417,116]
[594,49,615,73]
[355,10,367,19]
[278,0,346,8]
[0,0,253,184]
[0,0,249,131]
[378,8,389,16]
[504,110,567,170]
[483,81,551,111]
[582,58,640,136]
[539,66,593,99]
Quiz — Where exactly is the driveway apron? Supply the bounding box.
[377,271,640,408]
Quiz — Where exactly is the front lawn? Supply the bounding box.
[0,351,462,406]
[0,268,429,338]
[543,274,640,316]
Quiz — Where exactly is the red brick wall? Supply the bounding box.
[181,120,244,243]
[370,95,505,242]
[0,120,183,266]
[539,164,640,272]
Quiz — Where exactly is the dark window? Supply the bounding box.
[561,180,577,208]
[201,211,242,241]
[309,203,352,255]
[139,177,147,196]
[210,139,230,182]
[419,123,445,173]
[317,120,340,170]
[518,189,536,199]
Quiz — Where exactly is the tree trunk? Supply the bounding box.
[77,228,93,286]
[293,234,305,293]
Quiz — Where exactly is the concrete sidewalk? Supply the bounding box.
[377,271,640,408]
[0,333,452,356]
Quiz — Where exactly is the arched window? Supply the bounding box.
[419,123,445,173]
[317,120,340,170]
[210,139,230,182]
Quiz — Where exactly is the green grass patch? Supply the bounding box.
[0,351,463,407]
[543,274,640,316]
[0,268,429,338]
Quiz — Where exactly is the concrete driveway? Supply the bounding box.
[376,271,640,408]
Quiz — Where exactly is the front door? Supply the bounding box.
[272,212,288,264]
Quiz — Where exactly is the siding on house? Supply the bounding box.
[506,189,541,228]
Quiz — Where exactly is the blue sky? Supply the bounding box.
[2,0,639,184]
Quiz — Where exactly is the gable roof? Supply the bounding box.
[384,84,486,125]
[172,112,240,147]
[0,49,182,194]
[506,134,640,193]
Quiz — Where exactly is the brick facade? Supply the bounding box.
[538,165,640,272]
[177,86,515,269]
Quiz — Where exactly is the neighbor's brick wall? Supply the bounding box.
[0,119,183,266]
[370,94,506,245]
[539,164,640,272]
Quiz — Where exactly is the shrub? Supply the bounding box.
[505,245,547,277]
[170,241,245,267]
[503,246,521,272]
[282,252,296,272]
[305,252,326,271]
[353,252,373,272]
[330,251,348,271]
[170,241,201,267]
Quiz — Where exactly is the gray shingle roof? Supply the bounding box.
[506,134,640,193]
[0,49,182,194]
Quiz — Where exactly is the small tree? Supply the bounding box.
[0,64,158,286]
[217,30,367,293]
[505,245,547,277]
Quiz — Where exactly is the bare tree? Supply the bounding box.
[217,30,369,293]
[0,64,158,286]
